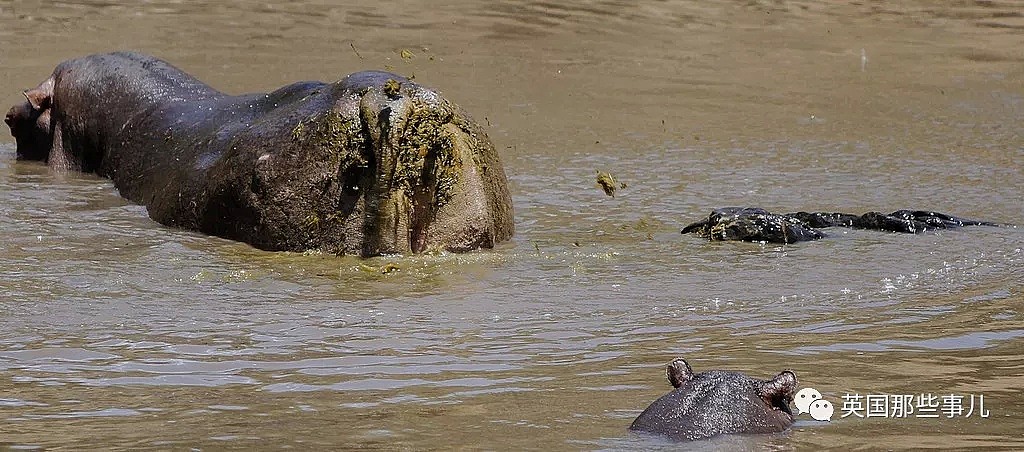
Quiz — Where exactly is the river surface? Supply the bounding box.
[1,1,1023,450]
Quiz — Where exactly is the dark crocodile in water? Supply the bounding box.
[682,207,997,244]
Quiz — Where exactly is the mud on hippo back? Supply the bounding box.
[629,358,797,442]
[5,52,513,256]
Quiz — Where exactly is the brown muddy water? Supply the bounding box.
[1,1,1023,450]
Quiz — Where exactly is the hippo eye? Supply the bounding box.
[339,164,370,197]
[342,169,364,195]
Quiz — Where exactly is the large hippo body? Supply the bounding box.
[5,52,513,256]
[630,358,797,442]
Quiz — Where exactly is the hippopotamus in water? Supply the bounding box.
[682,207,996,244]
[629,358,797,442]
[5,52,513,256]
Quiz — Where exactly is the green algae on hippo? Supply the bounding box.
[682,207,996,244]
[4,52,513,256]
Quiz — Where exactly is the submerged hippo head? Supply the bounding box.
[629,358,797,442]
[203,71,514,256]
[4,79,54,161]
[343,73,514,256]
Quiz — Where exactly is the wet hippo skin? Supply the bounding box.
[4,52,514,256]
[682,207,996,244]
[629,358,797,442]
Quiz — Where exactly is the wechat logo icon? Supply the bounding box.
[795,387,833,421]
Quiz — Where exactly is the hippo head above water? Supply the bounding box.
[4,79,54,162]
[629,358,797,442]
[5,52,514,256]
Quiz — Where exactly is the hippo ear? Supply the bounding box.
[757,370,798,402]
[666,358,694,388]
[23,77,54,111]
